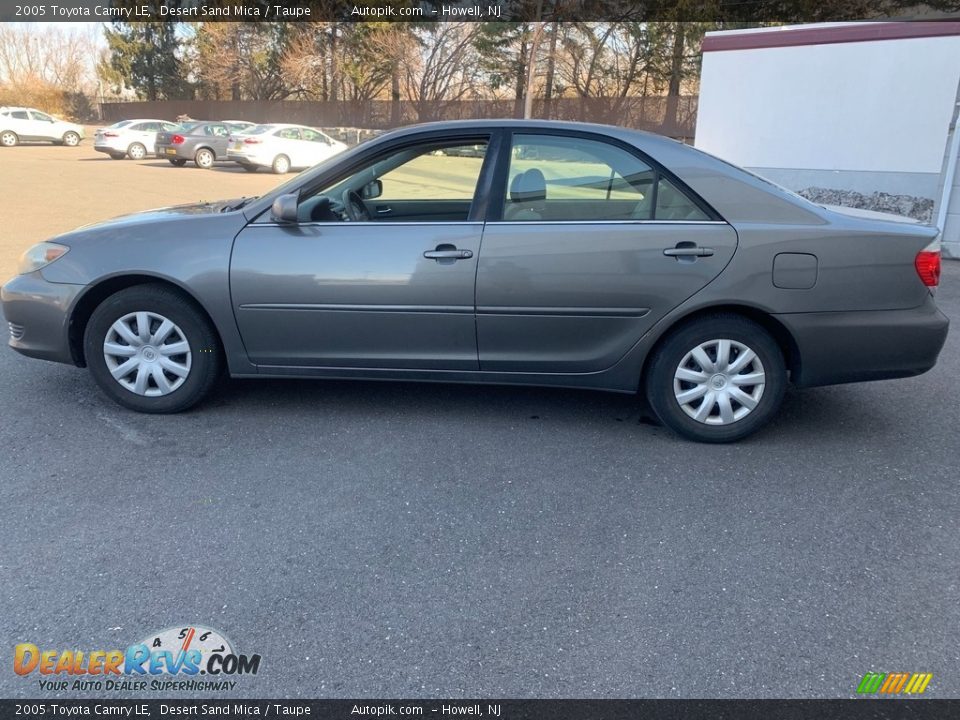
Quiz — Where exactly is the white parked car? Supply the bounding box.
[226,123,347,173]
[0,107,85,147]
[93,119,180,160]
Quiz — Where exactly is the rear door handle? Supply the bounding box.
[663,245,714,258]
[424,248,473,260]
[375,206,393,214]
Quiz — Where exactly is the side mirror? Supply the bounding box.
[361,180,382,200]
[270,193,299,223]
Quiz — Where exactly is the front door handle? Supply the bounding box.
[663,242,714,258]
[424,247,473,260]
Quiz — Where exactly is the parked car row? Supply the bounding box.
[156,121,348,173]
[2,109,350,174]
[92,117,348,173]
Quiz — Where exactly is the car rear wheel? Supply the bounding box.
[195,148,215,169]
[645,315,786,443]
[127,142,147,160]
[271,154,290,174]
[1,131,18,147]
[168,158,187,167]
[84,285,222,413]
[240,164,258,173]
[62,131,81,147]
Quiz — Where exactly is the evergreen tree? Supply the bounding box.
[103,22,192,101]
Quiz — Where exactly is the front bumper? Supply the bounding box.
[1,272,85,365]
[775,296,950,387]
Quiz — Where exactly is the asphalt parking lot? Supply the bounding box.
[1,142,959,699]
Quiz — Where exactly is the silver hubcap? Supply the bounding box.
[673,339,765,426]
[1,132,15,146]
[275,156,289,172]
[103,312,192,397]
[198,151,212,167]
[130,144,145,159]
[64,134,78,146]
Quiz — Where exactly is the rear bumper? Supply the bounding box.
[155,144,189,159]
[775,297,949,387]
[227,150,267,166]
[94,143,123,155]
[1,272,84,365]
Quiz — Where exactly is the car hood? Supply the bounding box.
[59,199,247,237]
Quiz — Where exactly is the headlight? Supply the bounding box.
[18,242,69,275]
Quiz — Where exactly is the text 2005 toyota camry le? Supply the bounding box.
[2,120,949,442]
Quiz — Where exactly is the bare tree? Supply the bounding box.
[0,24,99,116]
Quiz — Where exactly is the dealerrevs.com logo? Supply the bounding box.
[14,625,261,692]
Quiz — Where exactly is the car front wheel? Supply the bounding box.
[127,142,147,160]
[645,315,786,443]
[84,285,222,413]
[1,131,18,147]
[271,154,290,174]
[62,131,81,146]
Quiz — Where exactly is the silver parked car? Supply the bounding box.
[2,120,949,442]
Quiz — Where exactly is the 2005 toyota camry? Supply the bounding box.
[2,120,949,442]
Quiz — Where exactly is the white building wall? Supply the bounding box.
[695,29,960,201]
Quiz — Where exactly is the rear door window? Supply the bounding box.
[502,133,709,222]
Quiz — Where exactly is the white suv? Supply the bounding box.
[0,107,85,147]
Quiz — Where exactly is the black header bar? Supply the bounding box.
[3,0,960,23]
[1,699,958,719]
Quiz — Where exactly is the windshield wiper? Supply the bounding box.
[222,197,256,212]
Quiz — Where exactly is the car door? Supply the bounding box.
[28,110,55,140]
[201,123,229,158]
[273,127,305,166]
[475,131,739,373]
[8,109,32,139]
[230,135,494,370]
[300,127,338,166]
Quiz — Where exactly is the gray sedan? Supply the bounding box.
[155,121,251,169]
[1,120,949,442]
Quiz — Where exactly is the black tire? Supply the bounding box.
[168,158,187,167]
[240,163,258,173]
[644,314,786,443]
[109,153,124,160]
[83,284,222,414]
[194,147,215,169]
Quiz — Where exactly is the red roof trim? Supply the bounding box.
[702,21,960,52]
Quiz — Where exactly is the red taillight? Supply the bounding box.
[171,134,185,144]
[243,137,261,144]
[103,131,118,137]
[915,249,941,287]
